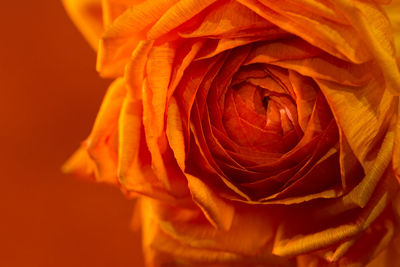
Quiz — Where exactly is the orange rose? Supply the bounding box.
[63,0,400,266]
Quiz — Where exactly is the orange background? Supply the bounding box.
[0,1,144,266]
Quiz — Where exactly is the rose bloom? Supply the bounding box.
[63,0,400,266]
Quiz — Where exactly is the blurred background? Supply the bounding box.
[0,1,144,266]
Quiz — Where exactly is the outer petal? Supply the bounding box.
[317,77,395,173]
[330,0,400,95]
[140,197,295,266]
[384,0,400,63]
[62,0,104,49]
[97,0,178,76]
[237,0,372,63]
[395,103,400,181]
[64,78,126,183]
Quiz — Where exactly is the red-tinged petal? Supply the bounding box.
[270,148,341,201]
[255,122,339,203]
[97,0,177,76]
[207,46,252,134]
[289,70,318,132]
[62,0,103,49]
[168,40,205,101]
[190,103,250,200]
[246,40,373,86]
[203,109,246,172]
[309,119,397,221]
[174,55,220,137]
[245,37,323,65]
[195,28,290,60]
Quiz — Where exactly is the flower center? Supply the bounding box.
[220,64,301,153]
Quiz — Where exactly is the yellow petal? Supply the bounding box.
[118,40,152,182]
[147,0,219,39]
[317,77,395,172]
[394,102,400,181]
[178,0,273,38]
[101,0,143,27]
[85,78,126,183]
[186,174,234,231]
[331,0,400,95]
[141,198,293,266]
[97,0,177,76]
[237,0,371,63]
[384,0,400,65]
[273,167,398,257]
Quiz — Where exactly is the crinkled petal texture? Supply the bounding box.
[63,0,400,266]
